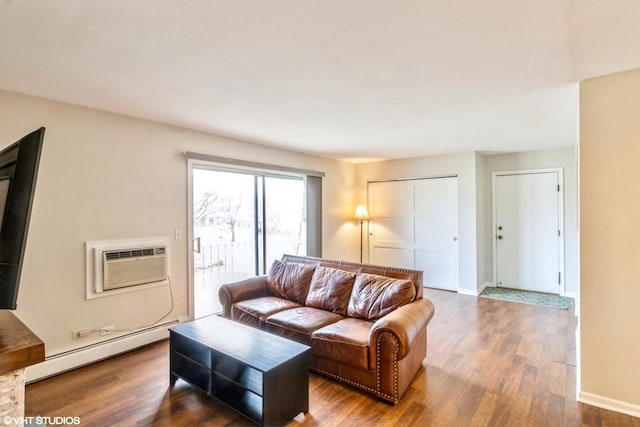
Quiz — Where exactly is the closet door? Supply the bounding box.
[368,177,458,291]
[411,177,458,291]
[368,181,411,268]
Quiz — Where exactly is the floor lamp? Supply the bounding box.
[354,205,369,263]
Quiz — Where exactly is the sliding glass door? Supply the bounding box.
[191,167,306,318]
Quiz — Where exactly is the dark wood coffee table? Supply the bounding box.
[169,315,310,426]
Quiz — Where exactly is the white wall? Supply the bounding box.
[0,90,358,361]
[475,152,487,289]
[356,152,479,294]
[579,68,640,414]
[480,148,579,296]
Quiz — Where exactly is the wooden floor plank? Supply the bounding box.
[25,289,639,426]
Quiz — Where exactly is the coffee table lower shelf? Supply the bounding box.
[169,316,310,426]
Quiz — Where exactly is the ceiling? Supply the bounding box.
[1,1,640,163]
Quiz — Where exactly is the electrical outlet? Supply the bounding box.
[100,325,115,336]
[175,229,183,240]
[72,328,90,340]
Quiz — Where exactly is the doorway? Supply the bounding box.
[190,166,306,318]
[492,169,564,295]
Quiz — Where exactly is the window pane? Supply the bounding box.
[264,176,306,269]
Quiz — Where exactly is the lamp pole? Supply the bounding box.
[359,218,364,263]
[354,204,369,264]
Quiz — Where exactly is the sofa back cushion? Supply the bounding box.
[305,266,357,315]
[347,273,416,320]
[267,260,316,305]
[281,254,424,299]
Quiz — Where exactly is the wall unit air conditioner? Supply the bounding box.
[85,236,171,300]
[102,247,167,291]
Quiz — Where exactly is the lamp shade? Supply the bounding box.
[354,204,369,220]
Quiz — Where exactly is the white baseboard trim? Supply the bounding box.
[564,291,577,299]
[458,282,494,297]
[26,319,181,383]
[579,391,640,418]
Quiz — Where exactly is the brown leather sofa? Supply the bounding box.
[218,254,435,404]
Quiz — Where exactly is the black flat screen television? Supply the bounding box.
[0,127,45,310]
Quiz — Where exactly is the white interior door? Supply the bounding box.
[495,172,561,294]
[368,177,459,290]
[412,178,458,291]
[368,181,411,268]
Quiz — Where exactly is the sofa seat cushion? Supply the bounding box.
[311,318,373,370]
[264,307,344,344]
[347,273,416,320]
[232,297,302,327]
[305,266,357,315]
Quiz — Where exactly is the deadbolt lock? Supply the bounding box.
[498,235,503,240]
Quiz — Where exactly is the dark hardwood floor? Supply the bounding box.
[26,289,640,426]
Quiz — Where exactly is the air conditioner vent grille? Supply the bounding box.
[102,246,168,291]
[104,247,163,260]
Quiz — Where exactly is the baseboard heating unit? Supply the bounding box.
[26,318,181,383]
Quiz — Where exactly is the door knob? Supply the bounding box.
[498,235,503,240]
[453,237,458,241]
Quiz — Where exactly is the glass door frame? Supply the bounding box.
[187,159,307,320]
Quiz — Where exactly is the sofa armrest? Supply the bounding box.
[218,275,269,318]
[370,298,435,360]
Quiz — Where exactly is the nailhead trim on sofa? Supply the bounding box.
[376,331,400,404]
[307,331,401,404]
[309,366,378,395]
